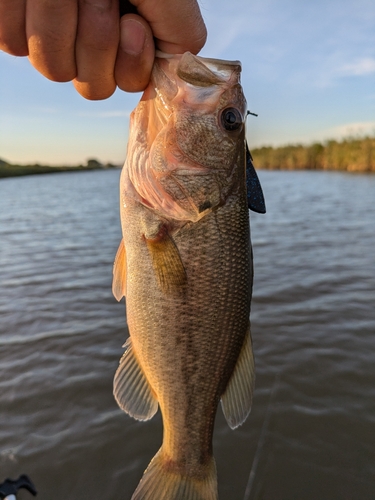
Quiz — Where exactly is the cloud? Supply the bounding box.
[249,121,375,149]
[337,57,375,77]
[309,55,375,88]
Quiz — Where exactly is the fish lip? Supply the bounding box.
[198,55,242,68]
[191,54,242,81]
[155,50,241,67]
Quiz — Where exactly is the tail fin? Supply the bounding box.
[131,448,218,500]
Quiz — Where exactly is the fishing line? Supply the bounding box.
[243,373,280,500]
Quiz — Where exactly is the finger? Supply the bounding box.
[26,0,77,82]
[115,14,154,93]
[131,0,207,55]
[0,0,28,56]
[73,0,119,100]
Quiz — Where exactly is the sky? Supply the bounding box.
[1,0,375,165]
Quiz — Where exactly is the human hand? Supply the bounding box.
[0,0,207,100]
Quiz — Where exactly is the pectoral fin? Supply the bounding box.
[113,337,158,421]
[221,325,255,429]
[112,239,127,301]
[145,227,187,294]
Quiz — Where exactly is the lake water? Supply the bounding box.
[0,169,374,500]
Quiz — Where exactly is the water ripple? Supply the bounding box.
[0,170,374,499]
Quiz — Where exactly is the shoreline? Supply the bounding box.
[0,159,121,179]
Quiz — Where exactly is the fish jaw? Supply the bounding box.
[123,52,247,223]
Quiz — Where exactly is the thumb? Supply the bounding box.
[130,0,207,55]
[115,14,155,92]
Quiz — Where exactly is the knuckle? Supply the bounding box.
[81,0,114,12]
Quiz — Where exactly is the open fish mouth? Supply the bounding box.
[151,51,244,115]
[155,51,242,86]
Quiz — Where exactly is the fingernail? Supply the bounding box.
[121,19,146,56]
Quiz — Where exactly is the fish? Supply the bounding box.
[112,51,265,500]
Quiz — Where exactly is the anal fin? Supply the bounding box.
[112,239,127,301]
[113,337,158,421]
[221,325,255,429]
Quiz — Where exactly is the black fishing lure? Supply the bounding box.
[246,142,266,214]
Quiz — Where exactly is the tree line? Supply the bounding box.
[0,158,119,178]
[251,136,375,172]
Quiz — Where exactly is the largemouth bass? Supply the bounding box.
[112,51,265,500]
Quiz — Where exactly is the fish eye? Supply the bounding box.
[220,107,243,131]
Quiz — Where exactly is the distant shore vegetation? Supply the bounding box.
[0,158,120,178]
[251,135,375,172]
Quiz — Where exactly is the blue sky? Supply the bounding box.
[1,0,374,165]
